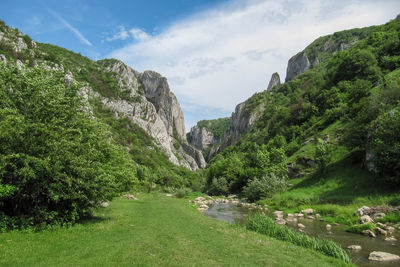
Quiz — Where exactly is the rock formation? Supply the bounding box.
[285,31,365,82]
[267,72,281,91]
[188,126,217,150]
[96,60,205,170]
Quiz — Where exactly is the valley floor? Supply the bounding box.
[0,193,350,266]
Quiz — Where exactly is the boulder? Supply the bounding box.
[385,226,395,234]
[195,197,205,202]
[385,236,397,241]
[362,230,376,238]
[101,202,109,208]
[297,223,306,229]
[306,215,315,220]
[368,251,400,262]
[275,218,286,225]
[296,213,304,218]
[0,54,6,63]
[347,245,362,251]
[273,211,284,218]
[376,222,386,228]
[375,227,388,236]
[326,224,332,231]
[199,204,209,209]
[372,212,386,220]
[356,206,371,216]
[121,194,138,200]
[301,208,314,215]
[360,215,374,224]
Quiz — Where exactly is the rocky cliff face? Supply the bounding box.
[97,60,205,170]
[0,21,205,171]
[267,72,281,91]
[207,99,265,159]
[188,126,216,150]
[285,52,312,82]
[284,28,370,82]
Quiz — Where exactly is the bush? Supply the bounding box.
[315,138,331,172]
[370,108,400,185]
[175,188,186,198]
[0,65,137,229]
[246,213,351,263]
[243,173,287,202]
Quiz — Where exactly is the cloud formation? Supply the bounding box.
[106,26,130,41]
[48,9,92,46]
[108,0,400,128]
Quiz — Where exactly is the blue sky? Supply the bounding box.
[1,0,400,130]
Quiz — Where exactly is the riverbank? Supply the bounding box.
[0,193,349,266]
[258,161,400,227]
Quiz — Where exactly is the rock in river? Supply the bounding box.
[347,245,362,251]
[368,251,400,262]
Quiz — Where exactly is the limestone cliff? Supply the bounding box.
[187,118,230,161]
[285,26,374,82]
[97,60,205,170]
[0,22,205,171]
[267,72,281,91]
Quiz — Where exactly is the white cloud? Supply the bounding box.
[106,26,130,41]
[48,9,92,46]
[108,0,400,128]
[129,28,150,41]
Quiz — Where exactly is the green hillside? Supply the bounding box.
[205,16,400,219]
[0,20,201,230]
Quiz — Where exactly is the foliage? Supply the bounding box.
[0,64,138,229]
[246,213,351,263]
[315,138,331,172]
[195,117,230,140]
[206,15,400,198]
[243,173,287,202]
[90,98,203,192]
[345,223,375,234]
[206,144,288,196]
[370,107,400,185]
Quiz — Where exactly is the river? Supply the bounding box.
[203,202,400,267]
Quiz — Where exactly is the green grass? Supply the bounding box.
[0,194,350,266]
[260,155,400,225]
[345,223,375,234]
[246,213,351,264]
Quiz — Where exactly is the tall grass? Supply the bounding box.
[246,213,351,264]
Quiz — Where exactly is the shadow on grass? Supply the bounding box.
[290,151,397,205]
[79,212,112,226]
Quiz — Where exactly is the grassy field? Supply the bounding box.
[260,157,400,225]
[0,193,350,266]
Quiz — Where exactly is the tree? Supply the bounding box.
[0,64,137,229]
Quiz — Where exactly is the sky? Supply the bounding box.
[1,0,400,130]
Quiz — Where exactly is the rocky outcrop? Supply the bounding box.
[285,29,366,82]
[267,72,281,91]
[94,60,205,170]
[285,52,312,82]
[188,126,216,150]
[222,101,265,148]
[141,71,186,141]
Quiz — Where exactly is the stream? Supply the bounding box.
[203,202,400,267]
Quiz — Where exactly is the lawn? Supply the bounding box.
[0,193,349,266]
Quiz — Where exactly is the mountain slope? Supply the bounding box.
[0,20,204,171]
[205,15,400,199]
[0,20,203,228]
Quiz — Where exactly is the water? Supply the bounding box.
[203,202,400,267]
